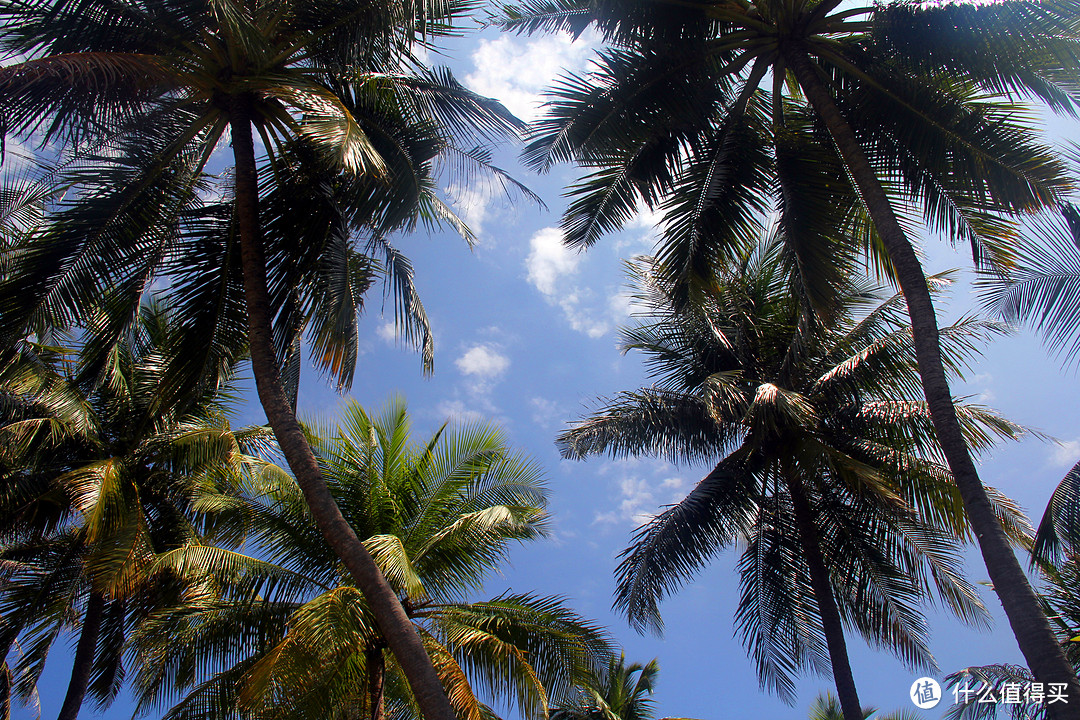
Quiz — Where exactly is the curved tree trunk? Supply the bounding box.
[56,591,104,720]
[228,95,454,720]
[784,474,863,720]
[785,48,1080,718]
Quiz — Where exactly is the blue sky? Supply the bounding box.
[12,18,1080,720]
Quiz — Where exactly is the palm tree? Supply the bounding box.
[976,198,1080,596]
[493,0,1080,705]
[807,693,918,720]
[0,2,530,715]
[127,398,613,720]
[558,240,1030,720]
[0,301,275,720]
[0,166,60,720]
[549,654,667,720]
[944,553,1080,720]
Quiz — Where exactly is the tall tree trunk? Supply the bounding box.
[367,647,386,720]
[785,47,1080,718]
[228,95,454,720]
[56,591,104,720]
[784,473,863,720]
[2,660,11,720]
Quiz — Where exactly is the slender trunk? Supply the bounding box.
[2,658,11,720]
[1,632,14,720]
[227,95,453,720]
[56,592,104,720]
[367,647,386,720]
[785,48,1080,717]
[784,473,863,720]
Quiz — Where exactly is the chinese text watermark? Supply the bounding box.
[909,678,1072,710]
[952,681,1070,706]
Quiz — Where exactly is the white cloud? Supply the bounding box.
[435,338,513,426]
[376,321,397,344]
[969,372,996,403]
[613,203,666,252]
[593,459,687,526]
[466,32,597,123]
[558,289,611,338]
[525,227,634,338]
[455,344,510,379]
[527,227,582,295]
[434,399,487,425]
[530,396,562,429]
[607,288,646,322]
[1052,438,1080,468]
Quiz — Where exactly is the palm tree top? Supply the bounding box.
[559,241,1031,703]
[129,397,613,720]
[1,0,519,159]
[0,300,277,717]
[492,0,1077,304]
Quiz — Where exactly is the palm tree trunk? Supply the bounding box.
[56,591,104,720]
[785,47,1080,718]
[784,473,863,720]
[367,647,386,720]
[2,659,12,720]
[227,95,453,720]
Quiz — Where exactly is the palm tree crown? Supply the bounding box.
[0,301,275,720]
[495,0,1080,710]
[549,654,660,720]
[0,3,531,716]
[129,398,613,720]
[560,240,1030,716]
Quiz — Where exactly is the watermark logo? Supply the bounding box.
[911,677,942,709]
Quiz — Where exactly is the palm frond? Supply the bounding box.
[614,454,759,634]
[978,203,1080,365]
[558,389,732,465]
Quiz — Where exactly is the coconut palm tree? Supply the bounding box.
[493,0,1080,705]
[0,301,276,720]
[127,398,613,720]
[0,166,62,720]
[944,553,1080,720]
[807,693,918,720]
[548,654,664,720]
[0,2,530,714]
[558,239,1030,720]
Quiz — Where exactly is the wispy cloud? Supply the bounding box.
[593,459,687,526]
[434,398,489,425]
[530,396,564,430]
[524,227,636,338]
[1052,438,1080,469]
[526,227,582,295]
[466,32,597,123]
[376,321,397,344]
[432,341,513,425]
[613,202,666,252]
